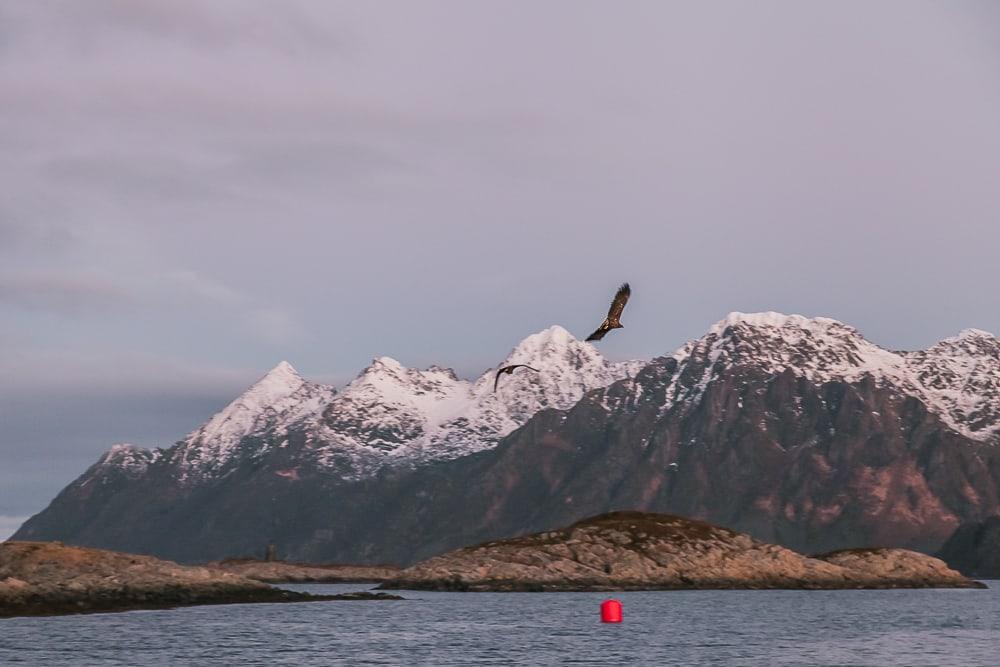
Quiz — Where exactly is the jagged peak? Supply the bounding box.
[512,325,577,348]
[101,442,148,462]
[709,311,855,337]
[254,360,304,385]
[97,443,161,472]
[426,365,460,380]
[360,356,406,375]
[953,328,999,343]
[500,324,594,365]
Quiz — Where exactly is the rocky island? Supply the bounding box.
[208,558,400,583]
[380,512,985,591]
[0,541,401,618]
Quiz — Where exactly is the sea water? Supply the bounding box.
[1,582,997,665]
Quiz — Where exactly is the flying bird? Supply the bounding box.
[585,283,631,342]
[494,364,540,392]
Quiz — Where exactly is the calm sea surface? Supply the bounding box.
[1,582,997,666]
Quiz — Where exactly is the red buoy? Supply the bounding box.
[601,598,623,623]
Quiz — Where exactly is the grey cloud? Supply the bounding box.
[0,271,132,313]
[0,1,344,56]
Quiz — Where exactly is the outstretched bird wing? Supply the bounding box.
[585,323,610,342]
[494,365,541,391]
[606,283,631,324]
[585,283,631,342]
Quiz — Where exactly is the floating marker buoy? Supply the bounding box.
[601,598,623,623]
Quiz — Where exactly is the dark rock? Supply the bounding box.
[936,516,1000,578]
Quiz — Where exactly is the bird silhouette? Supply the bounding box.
[585,283,631,342]
[493,364,540,392]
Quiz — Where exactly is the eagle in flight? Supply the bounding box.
[585,283,631,342]
[494,364,540,392]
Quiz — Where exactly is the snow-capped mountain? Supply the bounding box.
[18,312,1000,564]
[171,361,337,482]
[309,325,644,473]
[651,312,1000,443]
[82,325,643,485]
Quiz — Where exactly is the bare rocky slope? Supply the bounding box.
[379,512,983,591]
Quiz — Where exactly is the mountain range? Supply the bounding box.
[14,313,1000,564]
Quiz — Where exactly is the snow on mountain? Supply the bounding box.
[82,315,1000,489]
[86,326,642,485]
[98,444,163,476]
[170,361,337,481]
[649,312,1000,443]
[905,328,1000,442]
[309,325,644,472]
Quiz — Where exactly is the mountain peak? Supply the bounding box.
[501,325,590,367]
[361,356,406,375]
[955,328,998,343]
[241,361,307,403]
[97,443,161,475]
[265,360,299,378]
[173,361,334,480]
[511,325,575,349]
[711,311,852,336]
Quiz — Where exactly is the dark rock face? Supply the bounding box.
[936,516,1000,578]
[378,511,982,591]
[15,316,1000,565]
[375,363,998,561]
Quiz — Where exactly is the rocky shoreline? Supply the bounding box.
[379,512,986,592]
[0,541,402,618]
[207,558,400,583]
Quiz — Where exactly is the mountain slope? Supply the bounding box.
[15,313,1000,564]
[346,313,1000,561]
[14,326,641,558]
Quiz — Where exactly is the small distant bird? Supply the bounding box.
[494,364,540,392]
[585,283,631,342]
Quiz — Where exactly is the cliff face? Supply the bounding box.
[379,511,981,591]
[936,516,1000,578]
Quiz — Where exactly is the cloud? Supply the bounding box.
[162,269,306,343]
[0,345,261,398]
[0,267,305,343]
[164,269,245,306]
[0,271,132,313]
[0,1,343,57]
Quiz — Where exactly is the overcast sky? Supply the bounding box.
[2,1,1000,537]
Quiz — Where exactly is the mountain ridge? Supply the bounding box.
[15,312,1000,563]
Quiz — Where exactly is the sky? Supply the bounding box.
[2,1,1000,538]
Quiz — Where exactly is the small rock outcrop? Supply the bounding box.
[935,516,1000,578]
[380,512,984,591]
[208,559,401,583]
[0,541,400,618]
